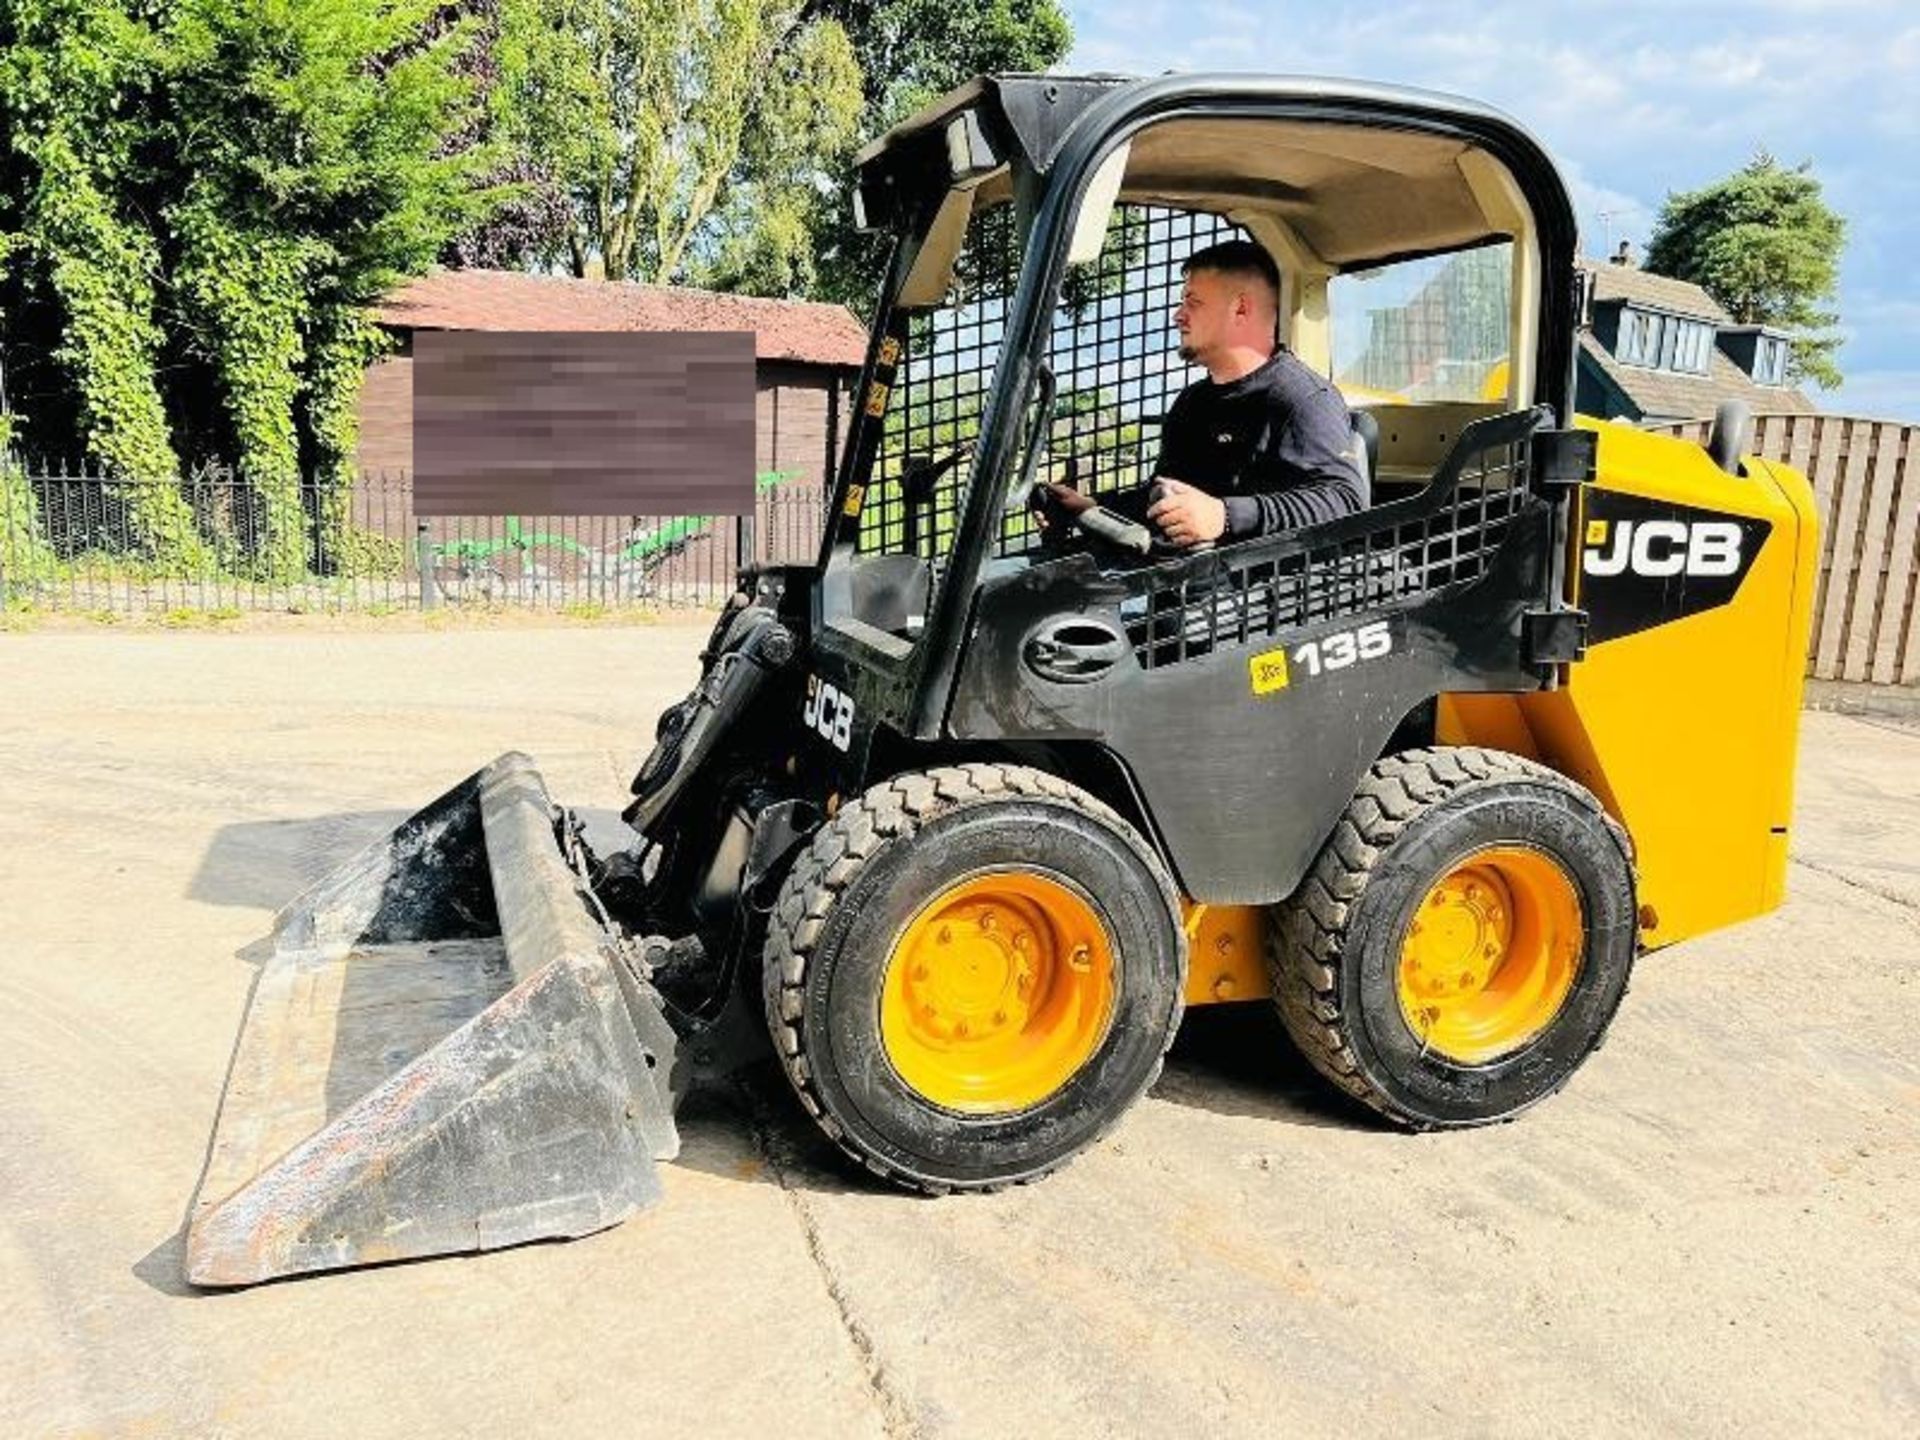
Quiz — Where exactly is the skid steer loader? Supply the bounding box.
[186,73,1819,1286]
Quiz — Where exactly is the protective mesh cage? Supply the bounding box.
[860,202,1248,560]
[1014,206,1252,555]
[860,205,1016,560]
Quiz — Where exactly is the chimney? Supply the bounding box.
[1611,240,1636,268]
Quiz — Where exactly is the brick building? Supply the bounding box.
[358,268,868,490]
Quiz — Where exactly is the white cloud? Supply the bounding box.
[1065,0,1916,386]
[1829,370,1920,424]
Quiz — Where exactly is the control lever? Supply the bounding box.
[1074,505,1154,554]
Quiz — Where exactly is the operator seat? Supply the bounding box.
[1349,408,1379,506]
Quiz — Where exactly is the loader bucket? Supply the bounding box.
[185,753,678,1287]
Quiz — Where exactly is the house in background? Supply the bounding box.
[357,269,868,488]
[1575,255,1813,424]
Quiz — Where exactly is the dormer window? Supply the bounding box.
[1711,325,1792,387]
[1616,306,1713,375]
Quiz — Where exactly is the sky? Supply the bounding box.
[1063,0,1920,422]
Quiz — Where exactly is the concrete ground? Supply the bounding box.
[1,624,1915,1439]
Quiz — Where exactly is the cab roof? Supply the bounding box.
[855,72,1575,274]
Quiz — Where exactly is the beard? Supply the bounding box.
[1177,339,1197,362]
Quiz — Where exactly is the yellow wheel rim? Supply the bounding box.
[880,871,1118,1114]
[1397,846,1583,1065]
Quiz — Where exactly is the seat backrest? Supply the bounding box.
[1349,408,1379,505]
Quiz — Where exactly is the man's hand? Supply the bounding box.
[1041,481,1095,517]
[1146,477,1227,548]
[1031,480,1094,536]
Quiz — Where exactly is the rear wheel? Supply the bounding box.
[763,763,1185,1191]
[1270,746,1636,1128]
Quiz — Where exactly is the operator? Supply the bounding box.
[1042,239,1367,549]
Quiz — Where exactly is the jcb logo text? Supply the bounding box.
[1583,519,1743,578]
[803,676,854,752]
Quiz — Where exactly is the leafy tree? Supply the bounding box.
[440,0,577,272]
[810,0,1069,126]
[0,0,494,578]
[792,0,1072,309]
[690,14,863,296]
[0,0,211,565]
[0,228,57,583]
[162,0,495,575]
[485,0,861,285]
[1643,153,1846,390]
[457,0,1069,304]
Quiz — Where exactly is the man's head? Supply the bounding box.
[1175,240,1281,371]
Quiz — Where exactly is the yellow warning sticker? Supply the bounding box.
[1249,647,1291,696]
[1585,518,1609,545]
[877,336,902,367]
[864,381,889,417]
[843,484,866,517]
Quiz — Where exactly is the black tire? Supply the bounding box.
[1270,745,1637,1128]
[762,762,1186,1192]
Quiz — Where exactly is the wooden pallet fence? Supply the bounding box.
[1648,413,1917,686]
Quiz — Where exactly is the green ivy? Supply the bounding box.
[1,447,59,590]
[326,524,406,579]
[1,7,215,567]
[1,1,495,582]
[305,303,390,574]
[173,208,313,580]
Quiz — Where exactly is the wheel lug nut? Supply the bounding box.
[1014,932,1029,950]
[979,913,996,932]
[938,926,952,945]
[955,1020,971,1038]
[913,963,930,981]
[993,1009,1008,1025]
[1068,944,1091,973]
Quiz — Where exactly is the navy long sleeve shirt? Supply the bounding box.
[1148,349,1368,537]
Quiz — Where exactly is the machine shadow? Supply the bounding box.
[669,1067,881,1200]
[668,1006,1378,1205]
[1155,1003,1376,1131]
[189,810,414,920]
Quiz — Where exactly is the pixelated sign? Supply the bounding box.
[411,331,755,516]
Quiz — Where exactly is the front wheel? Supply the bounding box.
[763,763,1186,1192]
[1270,746,1637,1128]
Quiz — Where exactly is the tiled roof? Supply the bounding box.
[1578,332,1815,422]
[1578,257,1730,322]
[378,268,869,368]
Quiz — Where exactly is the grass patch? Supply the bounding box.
[156,605,243,629]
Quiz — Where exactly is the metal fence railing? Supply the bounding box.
[0,458,827,614]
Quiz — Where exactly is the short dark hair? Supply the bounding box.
[1183,240,1280,298]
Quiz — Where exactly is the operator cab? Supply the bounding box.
[815,74,1580,758]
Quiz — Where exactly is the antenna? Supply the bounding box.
[1596,210,1618,258]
